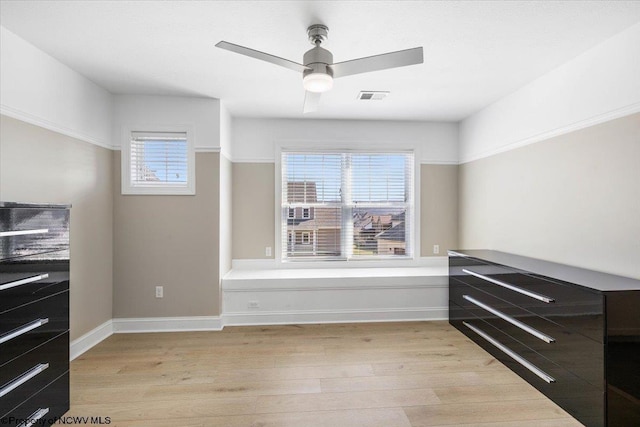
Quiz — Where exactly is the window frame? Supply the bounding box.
[121,125,196,195]
[276,146,418,265]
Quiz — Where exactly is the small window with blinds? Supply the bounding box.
[122,129,195,195]
[281,151,414,260]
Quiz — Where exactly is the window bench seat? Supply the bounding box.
[221,260,448,326]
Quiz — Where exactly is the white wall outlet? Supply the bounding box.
[433,244,440,254]
[155,286,163,298]
[265,246,272,257]
[248,300,260,309]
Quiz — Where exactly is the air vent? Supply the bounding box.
[357,91,389,101]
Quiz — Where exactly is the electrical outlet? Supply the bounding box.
[248,300,260,309]
[155,286,163,298]
[433,244,440,254]
[265,246,272,257]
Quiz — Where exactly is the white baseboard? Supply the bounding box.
[223,307,447,326]
[70,310,448,359]
[112,316,224,333]
[70,319,114,361]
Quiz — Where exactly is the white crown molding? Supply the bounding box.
[420,159,458,165]
[112,316,224,333]
[222,307,447,326]
[231,157,276,163]
[69,319,113,361]
[195,146,222,153]
[460,103,640,164]
[1,104,117,150]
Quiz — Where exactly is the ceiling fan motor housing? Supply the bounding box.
[303,46,334,78]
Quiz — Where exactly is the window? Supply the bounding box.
[288,208,295,219]
[281,151,414,260]
[122,129,195,195]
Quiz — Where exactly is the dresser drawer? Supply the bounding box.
[450,301,604,426]
[0,372,69,426]
[451,279,603,386]
[0,332,69,417]
[0,291,69,367]
[455,264,604,342]
[0,259,69,314]
[0,208,69,261]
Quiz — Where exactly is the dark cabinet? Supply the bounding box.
[1,202,70,427]
[449,250,640,427]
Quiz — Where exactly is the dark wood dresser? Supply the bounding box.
[0,203,70,427]
[449,250,640,427]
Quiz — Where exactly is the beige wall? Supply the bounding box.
[112,151,221,317]
[231,162,459,259]
[232,163,275,259]
[459,113,640,279]
[421,164,458,256]
[0,115,113,341]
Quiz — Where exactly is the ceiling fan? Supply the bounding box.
[216,24,423,113]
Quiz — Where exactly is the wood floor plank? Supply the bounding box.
[428,420,583,427]
[142,378,322,399]
[213,364,375,381]
[371,357,504,376]
[431,383,548,404]
[403,400,577,426]
[320,370,523,393]
[70,385,148,405]
[110,408,412,427]
[66,396,257,420]
[255,388,440,414]
[217,408,412,427]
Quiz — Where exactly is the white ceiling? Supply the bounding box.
[1,1,639,121]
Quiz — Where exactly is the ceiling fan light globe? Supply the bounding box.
[303,73,333,93]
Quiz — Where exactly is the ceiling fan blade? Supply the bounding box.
[216,41,310,73]
[331,47,423,78]
[303,91,321,114]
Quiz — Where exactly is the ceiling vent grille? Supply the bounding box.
[357,91,389,101]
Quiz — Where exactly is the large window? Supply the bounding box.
[281,151,414,260]
[122,129,195,195]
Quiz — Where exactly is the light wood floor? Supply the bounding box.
[69,321,583,426]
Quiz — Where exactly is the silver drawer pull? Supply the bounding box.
[0,274,49,291]
[463,321,555,384]
[0,363,49,397]
[0,318,50,345]
[462,269,554,303]
[18,407,50,427]
[463,295,555,343]
[0,229,49,237]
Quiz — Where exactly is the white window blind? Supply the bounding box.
[130,131,189,186]
[281,151,413,260]
[123,131,195,194]
[282,153,344,259]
